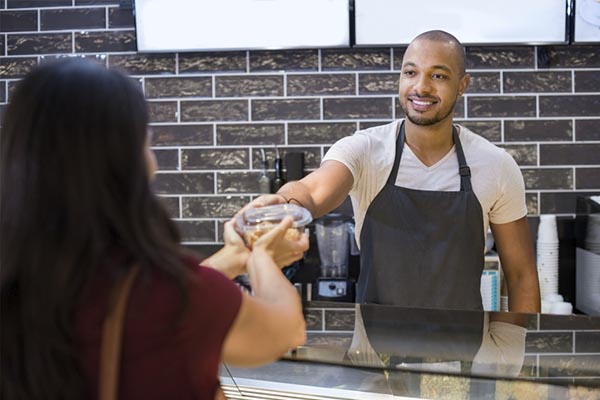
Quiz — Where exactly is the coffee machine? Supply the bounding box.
[311,213,356,302]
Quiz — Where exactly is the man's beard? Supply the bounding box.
[401,98,456,126]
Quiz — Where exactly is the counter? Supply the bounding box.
[221,303,600,399]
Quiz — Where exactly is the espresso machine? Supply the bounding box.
[311,213,356,302]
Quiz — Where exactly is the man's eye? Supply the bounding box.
[404,71,415,76]
[433,74,446,79]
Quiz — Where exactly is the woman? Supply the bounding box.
[0,59,307,399]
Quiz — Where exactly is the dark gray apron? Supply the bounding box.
[357,121,485,310]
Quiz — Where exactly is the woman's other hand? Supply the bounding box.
[252,216,309,269]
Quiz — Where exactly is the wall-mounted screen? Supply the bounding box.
[354,0,569,46]
[574,0,600,42]
[135,0,350,52]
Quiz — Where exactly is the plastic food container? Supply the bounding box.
[235,204,313,248]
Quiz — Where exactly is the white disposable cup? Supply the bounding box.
[551,302,573,315]
[538,215,558,242]
[543,293,564,303]
[541,300,552,314]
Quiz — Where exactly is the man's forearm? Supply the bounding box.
[276,181,319,217]
[506,269,541,313]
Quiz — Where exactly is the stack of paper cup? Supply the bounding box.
[537,215,559,299]
[585,214,600,255]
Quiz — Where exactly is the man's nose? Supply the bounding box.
[413,75,432,94]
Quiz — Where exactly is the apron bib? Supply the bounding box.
[357,122,485,310]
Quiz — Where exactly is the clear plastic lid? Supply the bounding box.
[236,204,313,233]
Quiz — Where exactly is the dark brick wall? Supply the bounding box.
[1,2,599,257]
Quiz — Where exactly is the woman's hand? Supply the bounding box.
[202,221,250,279]
[252,216,309,269]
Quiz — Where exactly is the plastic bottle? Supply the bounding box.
[272,145,286,192]
[258,148,271,194]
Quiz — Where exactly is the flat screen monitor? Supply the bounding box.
[574,0,600,43]
[135,0,350,52]
[354,0,569,46]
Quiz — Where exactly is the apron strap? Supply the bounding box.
[388,122,473,192]
[453,126,473,192]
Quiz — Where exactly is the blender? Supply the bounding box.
[312,213,356,302]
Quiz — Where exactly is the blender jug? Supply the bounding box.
[315,214,349,278]
[312,213,356,302]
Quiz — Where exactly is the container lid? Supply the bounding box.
[236,204,313,232]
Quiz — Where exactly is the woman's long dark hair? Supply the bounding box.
[1,59,189,399]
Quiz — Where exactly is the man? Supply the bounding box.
[249,30,540,313]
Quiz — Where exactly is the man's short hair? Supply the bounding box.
[411,30,467,76]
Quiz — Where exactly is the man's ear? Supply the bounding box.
[458,73,471,96]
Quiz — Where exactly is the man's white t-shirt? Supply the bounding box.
[322,119,527,248]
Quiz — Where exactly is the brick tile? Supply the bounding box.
[358,72,398,95]
[466,46,534,69]
[288,73,355,96]
[41,8,105,31]
[0,56,36,78]
[109,53,176,75]
[216,123,284,145]
[288,122,356,144]
[504,71,571,93]
[544,45,600,68]
[252,99,320,121]
[497,144,537,166]
[182,148,249,170]
[75,30,135,53]
[466,72,500,94]
[526,193,539,215]
[525,331,573,353]
[540,95,600,117]
[458,120,501,142]
[153,172,214,195]
[153,149,178,170]
[108,7,134,28]
[505,120,573,142]
[540,191,600,214]
[181,100,248,122]
[576,168,600,190]
[7,0,70,7]
[147,101,177,123]
[251,147,321,170]
[522,168,573,190]
[304,309,324,331]
[575,71,600,92]
[541,143,600,165]
[249,49,318,72]
[575,332,600,353]
[0,10,37,32]
[322,48,391,71]
[179,51,246,74]
[182,196,250,218]
[324,309,355,331]
[217,171,264,194]
[175,220,215,242]
[576,120,600,141]
[151,124,213,146]
[324,97,392,119]
[7,32,71,55]
[215,75,283,97]
[392,47,407,71]
[145,77,212,98]
[468,96,536,118]
[539,355,600,377]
